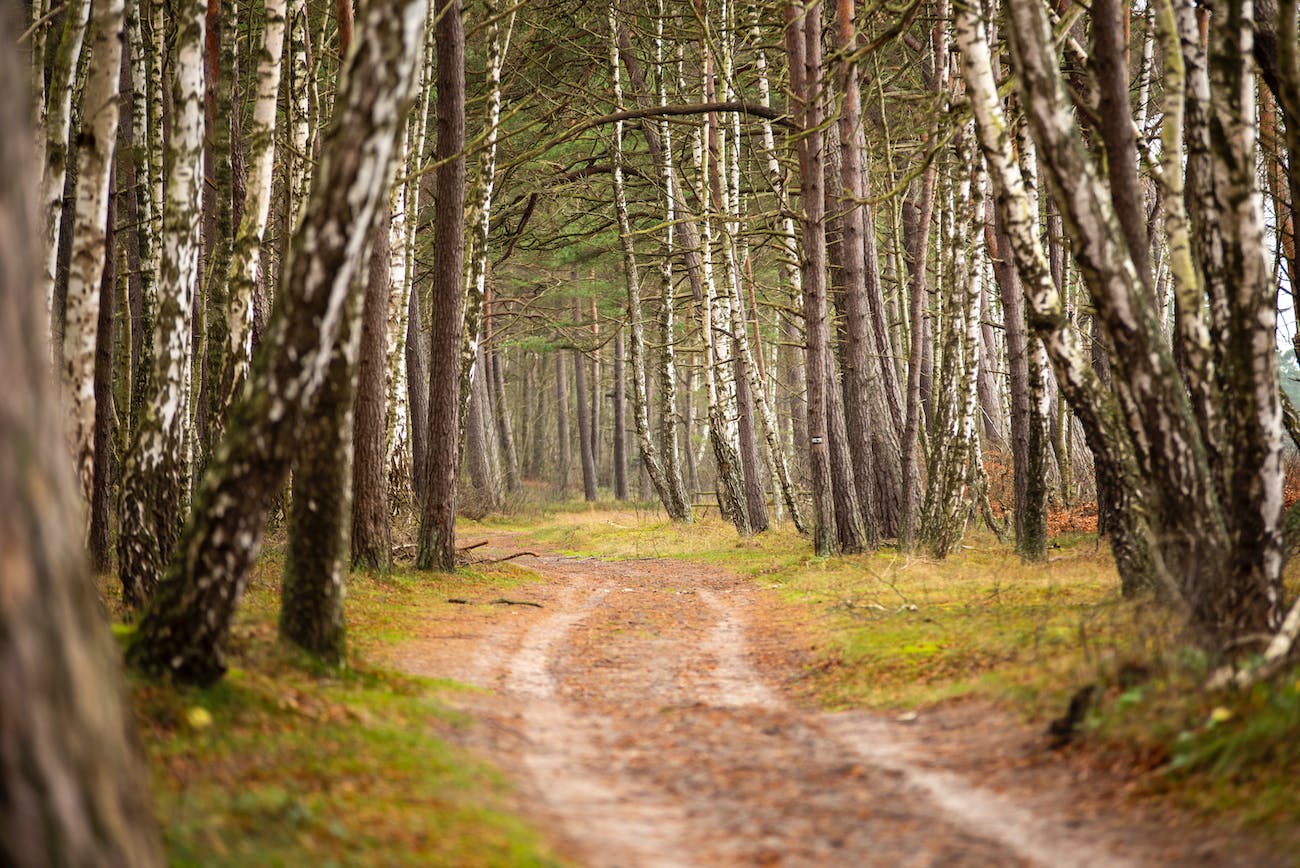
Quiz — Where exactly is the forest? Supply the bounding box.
[3,0,1300,861]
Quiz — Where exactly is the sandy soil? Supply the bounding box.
[387,533,1284,868]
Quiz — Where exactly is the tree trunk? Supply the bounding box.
[38,0,92,324]
[127,0,426,683]
[88,170,117,572]
[555,349,571,494]
[222,0,287,413]
[786,0,836,555]
[117,0,207,608]
[608,1,692,521]
[575,340,599,501]
[352,203,393,571]
[416,0,465,572]
[613,329,628,500]
[990,200,1047,560]
[406,275,428,504]
[62,0,125,513]
[0,19,162,853]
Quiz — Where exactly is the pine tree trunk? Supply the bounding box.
[406,277,429,504]
[554,349,571,493]
[352,204,393,571]
[786,0,836,555]
[128,0,427,681]
[613,330,628,500]
[416,0,465,572]
[575,340,599,501]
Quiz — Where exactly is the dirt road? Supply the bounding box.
[389,537,1278,867]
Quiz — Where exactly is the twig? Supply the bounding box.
[481,550,539,564]
[491,598,543,608]
[458,540,489,552]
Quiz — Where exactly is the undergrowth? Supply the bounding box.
[106,548,562,867]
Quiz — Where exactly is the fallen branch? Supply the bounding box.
[481,550,539,564]
[458,540,489,552]
[444,597,543,608]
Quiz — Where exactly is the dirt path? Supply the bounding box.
[390,535,1278,867]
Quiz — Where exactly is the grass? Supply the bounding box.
[484,505,1136,710]
[487,502,1300,840]
[108,542,563,867]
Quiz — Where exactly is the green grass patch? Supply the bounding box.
[498,503,1300,841]
[119,551,562,867]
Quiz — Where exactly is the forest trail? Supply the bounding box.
[389,533,1274,867]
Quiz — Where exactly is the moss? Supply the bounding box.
[123,555,564,867]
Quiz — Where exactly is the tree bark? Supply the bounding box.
[786,0,837,555]
[613,329,628,500]
[575,338,599,501]
[127,0,427,683]
[352,204,393,571]
[0,15,162,853]
[38,0,92,324]
[555,349,571,494]
[62,0,124,514]
[88,169,118,572]
[118,0,207,608]
[221,0,287,413]
[416,0,466,572]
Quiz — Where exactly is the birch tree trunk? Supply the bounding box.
[127,0,426,682]
[222,0,287,410]
[608,1,692,522]
[456,1,512,442]
[896,7,943,550]
[38,0,91,327]
[61,0,125,514]
[614,330,628,500]
[0,19,162,854]
[125,0,161,433]
[118,0,208,608]
[88,172,118,571]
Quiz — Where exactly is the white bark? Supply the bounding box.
[609,1,689,521]
[61,0,125,510]
[117,0,208,601]
[225,0,288,406]
[38,0,92,328]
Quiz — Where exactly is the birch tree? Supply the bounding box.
[61,0,125,513]
[37,0,91,326]
[609,0,693,523]
[0,21,162,859]
[128,0,427,683]
[957,0,1284,648]
[118,0,208,607]
[222,0,288,410]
